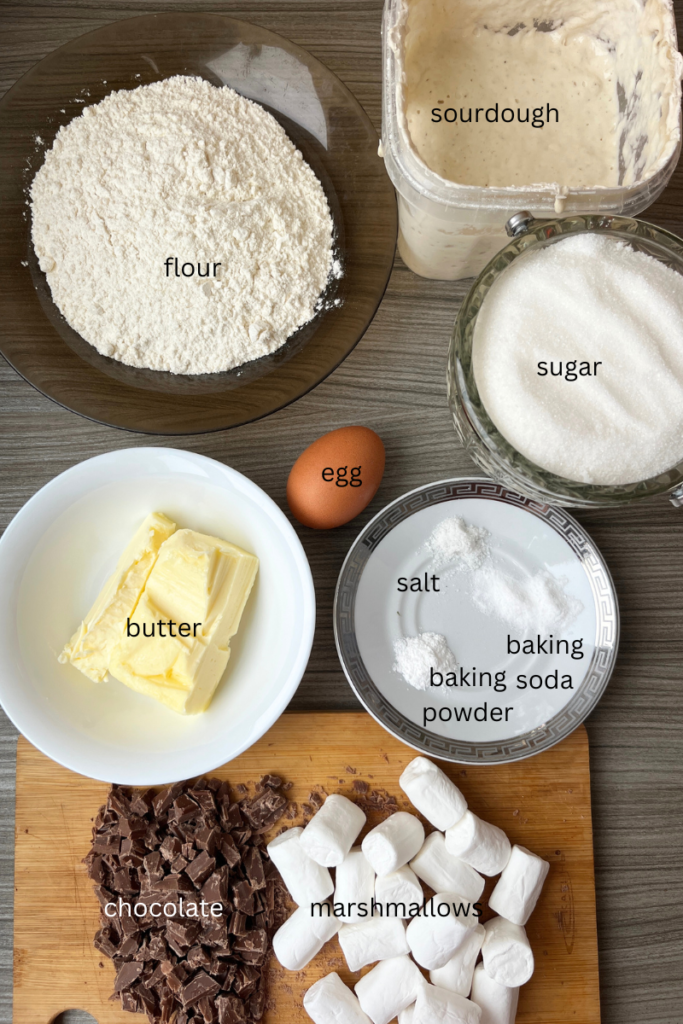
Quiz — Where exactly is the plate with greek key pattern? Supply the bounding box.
[334,478,619,763]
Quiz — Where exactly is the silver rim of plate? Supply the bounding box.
[333,477,620,764]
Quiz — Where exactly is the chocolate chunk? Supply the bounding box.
[186,849,216,888]
[119,934,141,958]
[201,866,229,905]
[160,835,182,861]
[231,880,254,916]
[131,789,154,817]
[196,824,221,856]
[233,964,259,998]
[198,994,219,1023]
[157,873,194,893]
[201,919,229,949]
[249,983,267,1021]
[172,794,200,824]
[242,848,265,891]
[187,943,212,969]
[182,842,197,861]
[195,789,218,815]
[94,925,119,958]
[181,969,221,1007]
[142,851,165,883]
[93,833,121,855]
[260,774,282,789]
[166,919,200,952]
[171,855,189,874]
[232,929,268,965]
[227,911,248,937]
[220,803,244,831]
[114,960,144,992]
[121,989,140,1011]
[216,994,246,1023]
[220,834,241,869]
[241,787,288,830]
[309,791,324,808]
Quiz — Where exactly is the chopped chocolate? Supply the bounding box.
[232,929,268,965]
[243,848,266,891]
[219,834,241,869]
[309,791,324,809]
[87,772,290,1022]
[160,835,182,861]
[231,880,255,916]
[172,793,201,824]
[352,779,369,794]
[181,969,221,1007]
[216,994,246,1023]
[232,964,259,999]
[115,960,144,992]
[186,849,216,888]
[201,866,229,905]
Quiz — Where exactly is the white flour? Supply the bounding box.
[30,76,335,374]
[393,632,459,690]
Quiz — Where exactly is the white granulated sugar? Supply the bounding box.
[472,567,583,634]
[473,233,683,485]
[427,515,489,569]
[30,76,335,374]
[393,632,458,691]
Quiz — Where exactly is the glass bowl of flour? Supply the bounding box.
[448,214,683,508]
[0,13,397,433]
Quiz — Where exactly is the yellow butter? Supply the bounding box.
[59,512,177,682]
[108,528,258,715]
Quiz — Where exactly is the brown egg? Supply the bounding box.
[287,426,386,530]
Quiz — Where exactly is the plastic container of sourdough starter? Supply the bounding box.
[380,0,683,280]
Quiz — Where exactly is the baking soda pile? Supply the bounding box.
[269,756,549,1024]
[31,76,335,374]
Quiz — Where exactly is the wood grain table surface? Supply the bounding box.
[1,3,682,1022]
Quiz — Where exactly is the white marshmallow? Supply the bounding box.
[362,812,425,877]
[430,924,485,996]
[398,1005,416,1024]
[267,827,334,906]
[355,955,424,1024]
[272,901,340,970]
[300,794,367,868]
[413,983,482,1024]
[399,757,467,831]
[471,964,519,1024]
[444,812,511,877]
[406,892,480,970]
[374,865,424,918]
[304,973,372,1024]
[410,832,485,901]
[488,845,550,925]
[339,916,410,971]
[481,916,534,987]
[335,847,376,923]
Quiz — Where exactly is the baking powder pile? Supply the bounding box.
[473,233,683,485]
[393,632,458,691]
[30,76,335,374]
[427,515,489,569]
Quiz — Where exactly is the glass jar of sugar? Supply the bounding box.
[447,213,683,508]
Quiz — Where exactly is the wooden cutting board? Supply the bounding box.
[13,713,600,1024]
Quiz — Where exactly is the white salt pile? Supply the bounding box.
[473,233,683,485]
[393,633,458,690]
[427,515,489,569]
[471,568,582,634]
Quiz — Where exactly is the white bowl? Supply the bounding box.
[0,448,315,784]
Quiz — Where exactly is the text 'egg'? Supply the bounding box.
[287,426,386,530]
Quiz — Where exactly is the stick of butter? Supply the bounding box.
[108,529,259,715]
[59,512,177,682]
